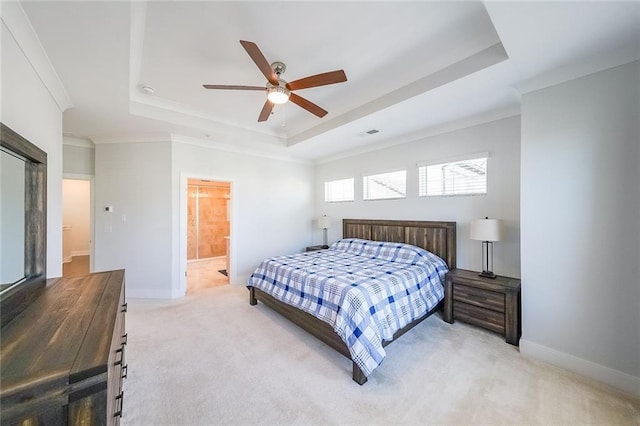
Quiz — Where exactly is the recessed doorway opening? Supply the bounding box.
[62,178,92,277]
[186,179,231,293]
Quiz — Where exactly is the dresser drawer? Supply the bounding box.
[107,282,127,425]
[454,302,505,334]
[453,284,504,312]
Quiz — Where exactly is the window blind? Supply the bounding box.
[363,170,406,200]
[324,178,354,202]
[419,156,487,197]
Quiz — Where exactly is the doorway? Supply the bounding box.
[62,178,92,277]
[186,179,230,292]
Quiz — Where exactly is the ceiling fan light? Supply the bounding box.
[267,86,290,104]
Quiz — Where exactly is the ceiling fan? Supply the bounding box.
[203,40,347,122]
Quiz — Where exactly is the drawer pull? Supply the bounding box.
[114,347,124,366]
[114,391,124,418]
[122,364,128,379]
[121,302,128,313]
[122,333,128,346]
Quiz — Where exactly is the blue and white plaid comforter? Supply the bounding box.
[247,238,448,377]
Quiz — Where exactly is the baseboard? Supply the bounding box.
[234,274,250,287]
[63,256,72,264]
[126,288,174,299]
[520,338,640,398]
[71,250,90,257]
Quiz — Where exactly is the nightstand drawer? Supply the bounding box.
[453,284,504,312]
[454,302,505,335]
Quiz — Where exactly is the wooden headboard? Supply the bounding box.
[343,219,457,269]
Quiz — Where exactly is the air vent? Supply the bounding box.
[357,129,381,138]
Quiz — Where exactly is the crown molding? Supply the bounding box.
[129,99,285,147]
[91,134,170,145]
[515,48,640,95]
[288,42,509,147]
[63,134,94,148]
[315,106,520,165]
[171,134,311,166]
[1,1,73,111]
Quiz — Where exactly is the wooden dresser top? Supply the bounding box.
[1,270,125,394]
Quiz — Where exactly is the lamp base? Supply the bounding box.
[479,271,497,279]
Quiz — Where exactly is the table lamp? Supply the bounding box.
[317,215,331,247]
[470,217,503,279]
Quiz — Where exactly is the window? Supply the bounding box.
[419,154,487,197]
[324,178,354,202]
[363,170,406,200]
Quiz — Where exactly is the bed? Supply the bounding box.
[247,218,456,384]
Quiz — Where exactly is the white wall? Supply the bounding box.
[172,141,315,295]
[520,60,640,396]
[63,144,95,176]
[314,116,521,277]
[62,179,90,258]
[94,141,173,298]
[1,20,64,277]
[93,139,314,298]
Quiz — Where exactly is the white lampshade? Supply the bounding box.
[470,218,503,242]
[317,215,331,230]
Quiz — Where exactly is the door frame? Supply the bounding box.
[179,173,234,296]
[62,174,95,273]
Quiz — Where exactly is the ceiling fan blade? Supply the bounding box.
[289,93,328,118]
[286,70,347,91]
[258,100,274,122]
[239,40,279,86]
[203,84,266,91]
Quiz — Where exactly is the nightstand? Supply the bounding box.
[443,268,521,345]
[305,245,329,252]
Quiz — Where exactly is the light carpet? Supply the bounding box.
[122,285,639,425]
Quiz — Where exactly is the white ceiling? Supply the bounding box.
[19,1,640,162]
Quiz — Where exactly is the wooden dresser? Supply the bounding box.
[1,270,128,425]
[443,268,521,345]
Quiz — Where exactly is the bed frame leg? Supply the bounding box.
[352,362,367,385]
[249,287,257,306]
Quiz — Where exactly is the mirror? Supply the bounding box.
[1,147,26,288]
[0,123,47,328]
